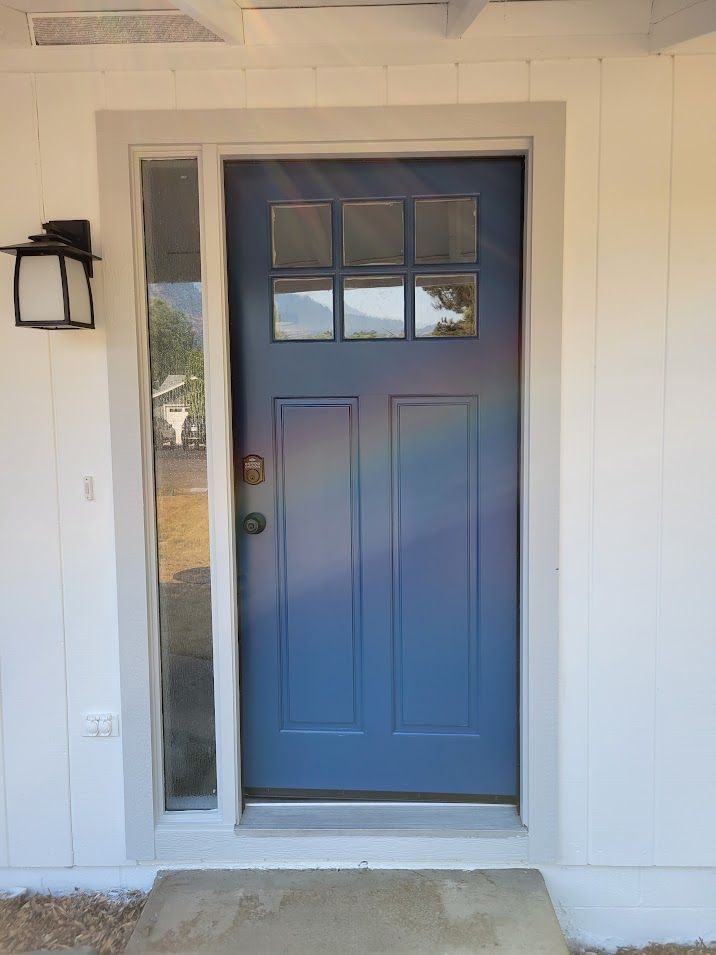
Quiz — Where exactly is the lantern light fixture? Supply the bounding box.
[1,220,101,330]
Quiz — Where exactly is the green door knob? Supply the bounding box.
[243,512,267,535]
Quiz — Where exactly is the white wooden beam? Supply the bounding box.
[0,5,31,48]
[446,0,489,39]
[172,0,244,44]
[649,0,716,50]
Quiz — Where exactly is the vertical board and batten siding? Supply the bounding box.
[0,73,73,866]
[0,55,714,881]
[33,71,128,867]
[655,55,716,866]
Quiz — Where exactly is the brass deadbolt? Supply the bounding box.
[243,454,265,485]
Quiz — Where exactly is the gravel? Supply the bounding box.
[0,891,146,954]
[572,945,716,955]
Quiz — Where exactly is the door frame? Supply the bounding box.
[98,103,565,865]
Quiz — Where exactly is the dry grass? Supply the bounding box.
[152,450,213,660]
[154,450,210,584]
[0,891,146,954]
[155,494,209,585]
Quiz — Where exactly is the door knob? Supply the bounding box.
[243,512,267,535]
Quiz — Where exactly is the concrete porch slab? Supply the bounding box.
[125,868,568,954]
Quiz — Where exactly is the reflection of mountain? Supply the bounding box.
[150,282,203,339]
[276,293,403,337]
[275,293,332,330]
[344,306,404,337]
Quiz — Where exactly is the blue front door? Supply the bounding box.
[225,158,523,799]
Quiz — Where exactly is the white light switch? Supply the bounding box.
[83,475,94,501]
[82,712,119,737]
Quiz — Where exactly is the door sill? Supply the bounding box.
[237,799,525,837]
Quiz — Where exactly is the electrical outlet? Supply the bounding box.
[82,712,119,737]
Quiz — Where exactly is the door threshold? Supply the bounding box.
[237,799,525,837]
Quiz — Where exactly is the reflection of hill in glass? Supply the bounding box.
[150,282,203,339]
[344,306,403,337]
[276,293,403,338]
[274,293,331,329]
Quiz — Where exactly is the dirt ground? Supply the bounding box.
[154,449,210,584]
[0,892,146,954]
[153,449,213,661]
[0,892,712,954]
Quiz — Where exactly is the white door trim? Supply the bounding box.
[97,103,565,865]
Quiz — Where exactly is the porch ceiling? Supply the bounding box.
[0,0,715,54]
[0,0,587,48]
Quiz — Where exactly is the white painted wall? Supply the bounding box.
[0,39,715,948]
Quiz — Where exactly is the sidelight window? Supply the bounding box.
[141,158,217,811]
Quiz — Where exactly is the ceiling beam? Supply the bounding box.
[0,5,31,48]
[446,0,489,39]
[649,0,716,50]
[171,0,244,44]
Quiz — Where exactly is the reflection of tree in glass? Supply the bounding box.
[148,297,198,387]
[185,349,205,421]
[425,282,476,337]
[149,296,206,442]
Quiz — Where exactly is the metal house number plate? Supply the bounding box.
[243,454,265,485]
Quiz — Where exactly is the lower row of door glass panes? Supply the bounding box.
[273,274,477,340]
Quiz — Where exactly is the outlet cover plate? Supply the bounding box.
[82,711,119,737]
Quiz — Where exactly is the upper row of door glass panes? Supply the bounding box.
[271,197,477,269]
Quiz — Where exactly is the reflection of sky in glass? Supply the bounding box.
[345,282,403,320]
[415,284,453,332]
[344,278,405,339]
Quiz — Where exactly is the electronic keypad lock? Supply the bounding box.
[243,454,265,485]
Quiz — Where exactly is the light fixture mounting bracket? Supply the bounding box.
[43,220,95,276]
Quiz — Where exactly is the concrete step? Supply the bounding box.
[126,868,568,954]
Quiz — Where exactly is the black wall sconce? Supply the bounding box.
[1,220,101,330]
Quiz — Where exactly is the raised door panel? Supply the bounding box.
[276,398,361,730]
[392,397,478,733]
